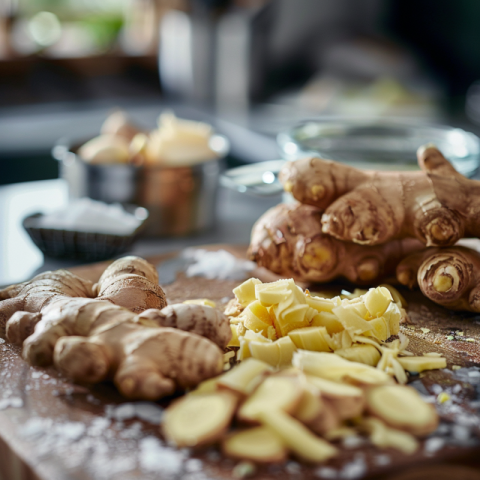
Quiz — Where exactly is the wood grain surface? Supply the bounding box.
[1,245,480,480]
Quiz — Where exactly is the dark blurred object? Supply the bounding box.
[23,205,148,261]
[53,135,229,237]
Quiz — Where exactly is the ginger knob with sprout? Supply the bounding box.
[279,145,480,247]
[397,246,480,312]
[248,203,423,284]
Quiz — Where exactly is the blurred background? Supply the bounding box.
[2,0,480,283]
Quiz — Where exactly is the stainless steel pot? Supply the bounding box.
[53,136,229,237]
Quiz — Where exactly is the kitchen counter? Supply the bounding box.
[0,178,282,287]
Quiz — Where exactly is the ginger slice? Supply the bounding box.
[191,376,220,395]
[217,358,273,395]
[366,385,438,436]
[292,383,324,424]
[258,409,337,463]
[335,344,380,367]
[222,427,287,463]
[398,356,447,373]
[293,350,392,386]
[306,375,365,420]
[288,326,332,352]
[249,341,281,367]
[244,300,274,334]
[163,391,238,447]
[361,417,419,455]
[238,375,303,423]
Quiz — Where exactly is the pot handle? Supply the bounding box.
[220,159,286,197]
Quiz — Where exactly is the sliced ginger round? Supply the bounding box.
[163,391,238,447]
[366,385,438,436]
[222,427,287,463]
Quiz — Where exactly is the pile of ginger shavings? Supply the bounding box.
[216,280,480,470]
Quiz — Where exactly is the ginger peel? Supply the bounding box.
[279,145,479,247]
[248,203,423,284]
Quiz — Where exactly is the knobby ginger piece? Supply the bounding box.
[258,409,337,463]
[247,202,424,284]
[163,391,238,447]
[361,417,419,455]
[366,385,438,436]
[398,356,447,373]
[222,427,287,463]
[217,358,272,395]
[238,375,303,422]
[279,145,478,248]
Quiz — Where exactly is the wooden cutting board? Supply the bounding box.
[1,245,480,480]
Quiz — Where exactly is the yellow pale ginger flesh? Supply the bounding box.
[279,145,479,247]
[258,409,337,464]
[163,391,238,447]
[397,246,480,312]
[1,256,167,342]
[238,375,304,423]
[293,350,392,386]
[248,336,297,368]
[233,278,262,307]
[248,203,423,284]
[398,356,447,373]
[217,358,273,395]
[288,326,332,352]
[361,417,419,455]
[366,385,438,436]
[306,375,365,421]
[335,344,381,367]
[292,384,324,424]
[222,427,287,464]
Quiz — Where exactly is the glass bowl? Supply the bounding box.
[277,118,480,176]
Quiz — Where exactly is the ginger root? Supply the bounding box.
[0,256,166,340]
[248,203,423,284]
[279,145,480,247]
[397,246,480,312]
[0,256,231,400]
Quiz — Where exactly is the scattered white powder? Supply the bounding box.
[315,467,338,478]
[185,458,203,473]
[35,198,144,235]
[424,437,445,453]
[105,402,163,424]
[452,424,471,443]
[339,455,367,479]
[0,397,23,410]
[285,462,302,474]
[373,454,390,466]
[0,338,5,344]
[342,435,365,449]
[184,248,256,281]
[139,437,184,474]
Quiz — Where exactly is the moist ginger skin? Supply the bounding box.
[248,203,423,284]
[0,256,166,340]
[397,246,480,312]
[279,145,480,247]
[0,256,228,399]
